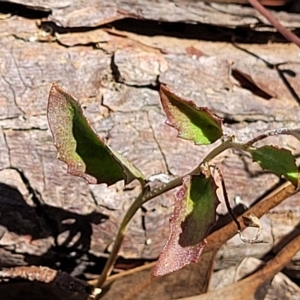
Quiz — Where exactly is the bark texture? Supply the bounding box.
[0,1,299,295]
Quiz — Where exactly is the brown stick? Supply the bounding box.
[177,230,300,300]
[206,178,299,249]
[247,0,300,48]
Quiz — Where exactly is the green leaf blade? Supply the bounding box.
[159,85,223,145]
[152,173,219,277]
[47,83,145,185]
[250,145,298,187]
[180,173,220,246]
[108,146,145,185]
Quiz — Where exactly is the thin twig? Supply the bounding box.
[213,166,265,243]
[206,177,299,250]
[247,0,300,48]
[89,262,156,286]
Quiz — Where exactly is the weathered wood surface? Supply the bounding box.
[2,0,300,28]
[0,0,300,284]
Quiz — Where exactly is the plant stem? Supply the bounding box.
[142,176,183,204]
[96,192,144,288]
[244,127,300,147]
[142,138,242,205]
[201,138,240,165]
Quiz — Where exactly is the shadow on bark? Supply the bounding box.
[0,183,108,274]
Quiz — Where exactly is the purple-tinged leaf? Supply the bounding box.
[152,172,220,277]
[159,85,223,145]
[47,83,145,185]
[250,145,298,187]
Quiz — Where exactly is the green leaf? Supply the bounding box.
[250,145,298,187]
[47,83,145,185]
[159,84,223,145]
[152,172,219,277]
[179,174,220,247]
[108,146,145,185]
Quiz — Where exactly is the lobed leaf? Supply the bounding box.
[159,85,223,145]
[250,145,298,187]
[152,172,220,277]
[47,83,145,185]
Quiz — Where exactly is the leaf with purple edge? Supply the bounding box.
[159,85,223,145]
[47,83,145,185]
[152,171,220,277]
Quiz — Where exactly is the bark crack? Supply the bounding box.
[146,110,173,176]
[1,74,25,116]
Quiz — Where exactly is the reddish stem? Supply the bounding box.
[247,0,300,48]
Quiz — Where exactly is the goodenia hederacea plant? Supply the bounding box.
[152,169,220,276]
[159,84,223,145]
[47,82,300,291]
[47,83,145,186]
